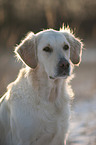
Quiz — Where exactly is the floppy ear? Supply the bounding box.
[15,32,38,68]
[62,32,83,65]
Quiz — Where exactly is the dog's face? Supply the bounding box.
[37,30,70,79]
[15,29,83,79]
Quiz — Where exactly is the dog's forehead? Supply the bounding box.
[36,30,68,47]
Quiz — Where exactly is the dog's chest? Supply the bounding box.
[26,93,69,141]
[10,79,70,144]
[34,83,67,132]
[37,101,68,133]
[33,95,69,145]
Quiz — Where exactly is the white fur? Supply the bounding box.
[0,28,82,145]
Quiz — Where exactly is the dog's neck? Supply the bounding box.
[27,65,67,103]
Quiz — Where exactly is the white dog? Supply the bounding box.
[0,28,83,145]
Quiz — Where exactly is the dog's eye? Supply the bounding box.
[43,47,53,52]
[63,45,69,50]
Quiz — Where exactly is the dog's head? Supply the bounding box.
[15,29,83,79]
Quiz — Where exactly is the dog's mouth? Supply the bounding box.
[49,71,70,80]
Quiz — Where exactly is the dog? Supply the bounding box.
[0,28,83,145]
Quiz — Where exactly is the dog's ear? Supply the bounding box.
[62,32,83,65]
[15,32,38,68]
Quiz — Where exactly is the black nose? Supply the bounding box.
[59,58,69,70]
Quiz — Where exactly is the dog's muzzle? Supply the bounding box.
[49,58,70,79]
[56,58,70,77]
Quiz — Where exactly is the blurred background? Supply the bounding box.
[0,0,96,144]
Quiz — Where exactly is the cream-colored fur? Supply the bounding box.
[0,28,83,145]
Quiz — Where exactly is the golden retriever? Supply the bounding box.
[0,28,83,145]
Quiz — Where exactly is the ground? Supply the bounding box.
[67,49,96,145]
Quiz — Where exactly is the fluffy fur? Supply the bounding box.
[0,28,83,145]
